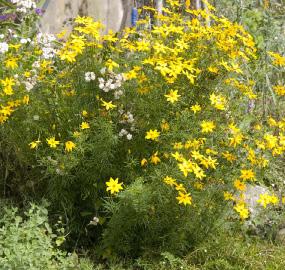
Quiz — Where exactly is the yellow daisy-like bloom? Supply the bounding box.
[5,57,18,70]
[273,85,285,96]
[191,104,201,113]
[240,169,255,181]
[161,120,170,131]
[234,202,249,220]
[200,120,215,133]
[82,110,88,117]
[163,176,177,187]
[234,179,246,191]
[224,191,234,201]
[106,177,123,194]
[105,59,119,71]
[210,93,226,110]
[176,192,192,206]
[145,129,160,141]
[257,193,279,208]
[29,140,41,149]
[150,151,161,165]
[101,99,117,110]
[80,121,90,130]
[46,137,60,148]
[65,141,76,152]
[164,89,181,103]
[1,77,15,96]
[141,158,148,167]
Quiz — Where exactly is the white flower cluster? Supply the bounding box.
[20,38,31,44]
[37,33,57,59]
[85,72,96,82]
[21,61,40,91]
[118,110,136,140]
[98,68,124,98]
[0,42,8,54]
[119,129,133,140]
[11,0,36,13]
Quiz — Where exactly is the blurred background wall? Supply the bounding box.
[39,0,133,33]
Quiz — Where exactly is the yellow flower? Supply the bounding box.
[200,121,215,133]
[65,141,76,152]
[164,89,181,103]
[105,59,119,71]
[229,133,244,147]
[73,131,81,137]
[191,104,201,113]
[29,140,41,149]
[150,151,161,165]
[82,110,88,117]
[208,66,219,73]
[161,120,170,131]
[22,95,30,105]
[46,137,60,148]
[101,99,117,110]
[257,193,279,208]
[234,203,249,220]
[145,129,160,141]
[234,179,246,191]
[106,177,123,194]
[163,176,177,187]
[268,51,285,66]
[273,85,285,96]
[141,158,148,167]
[80,122,90,130]
[224,191,234,201]
[1,77,15,95]
[194,182,204,190]
[210,93,226,110]
[240,169,255,181]
[5,57,18,70]
[176,192,192,206]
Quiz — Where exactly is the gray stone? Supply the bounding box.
[276,228,285,244]
[243,184,269,219]
[39,0,131,34]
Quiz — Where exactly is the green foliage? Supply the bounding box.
[0,202,94,270]
[187,232,285,270]
[0,0,284,266]
[102,174,226,258]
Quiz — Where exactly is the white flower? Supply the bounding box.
[42,47,56,59]
[20,38,31,44]
[0,42,9,54]
[85,72,96,82]
[100,67,106,74]
[89,216,99,226]
[24,81,35,91]
[12,0,36,13]
[126,133,133,140]
[0,34,4,39]
[114,90,123,99]
[119,129,128,137]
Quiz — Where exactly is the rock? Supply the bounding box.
[39,0,129,34]
[276,228,285,244]
[243,184,269,219]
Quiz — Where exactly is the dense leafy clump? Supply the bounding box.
[0,0,284,260]
[0,203,94,269]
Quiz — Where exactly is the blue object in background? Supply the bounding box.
[131,7,138,27]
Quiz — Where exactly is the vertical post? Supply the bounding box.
[195,0,201,9]
[155,0,163,14]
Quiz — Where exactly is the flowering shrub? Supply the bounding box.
[0,0,284,256]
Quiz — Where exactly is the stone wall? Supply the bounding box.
[39,0,132,34]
